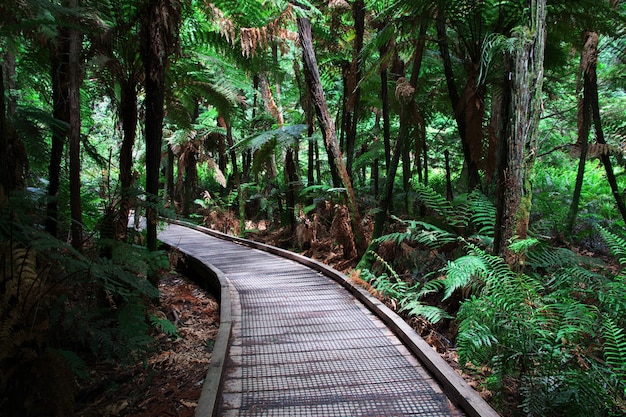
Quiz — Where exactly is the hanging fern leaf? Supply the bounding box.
[466,190,497,238]
[235,124,308,152]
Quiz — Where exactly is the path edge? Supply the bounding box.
[163,219,500,417]
[159,233,233,417]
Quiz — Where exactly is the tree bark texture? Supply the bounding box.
[46,28,71,238]
[566,31,595,236]
[496,0,547,264]
[116,78,138,240]
[69,0,83,249]
[297,16,366,257]
[436,14,481,191]
[140,0,180,253]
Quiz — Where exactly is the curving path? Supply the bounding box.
[158,221,499,417]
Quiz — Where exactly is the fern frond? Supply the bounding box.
[603,316,626,383]
[598,226,626,266]
[149,315,180,338]
[466,190,496,238]
[439,255,488,300]
[509,237,540,254]
[400,299,453,323]
[374,221,457,249]
[414,183,459,225]
[370,251,400,281]
[527,243,601,270]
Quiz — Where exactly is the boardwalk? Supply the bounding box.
[159,222,496,417]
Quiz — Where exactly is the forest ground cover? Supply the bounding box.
[74,271,219,417]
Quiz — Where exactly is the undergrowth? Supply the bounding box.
[0,191,172,417]
[358,184,626,416]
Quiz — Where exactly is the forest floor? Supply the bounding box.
[74,271,220,417]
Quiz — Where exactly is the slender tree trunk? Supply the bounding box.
[46,29,70,237]
[166,144,175,206]
[344,0,365,178]
[218,115,238,179]
[372,16,428,241]
[297,16,366,257]
[0,64,6,196]
[588,61,626,223]
[117,78,138,240]
[378,31,392,171]
[140,0,179,255]
[285,148,298,229]
[68,0,83,249]
[495,0,547,264]
[0,52,27,195]
[436,14,481,191]
[445,150,453,201]
[567,31,595,236]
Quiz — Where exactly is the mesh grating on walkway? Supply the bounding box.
[159,224,465,417]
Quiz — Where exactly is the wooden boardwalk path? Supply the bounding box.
[158,221,499,417]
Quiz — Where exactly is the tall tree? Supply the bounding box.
[68,0,83,249]
[494,0,547,263]
[566,31,595,235]
[297,15,366,257]
[139,0,180,254]
[344,0,365,178]
[46,23,71,237]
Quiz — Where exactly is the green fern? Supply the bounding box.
[149,315,180,339]
[400,297,453,323]
[598,225,626,266]
[374,221,458,249]
[603,316,626,384]
[414,183,460,225]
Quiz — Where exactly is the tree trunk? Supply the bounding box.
[117,78,138,240]
[587,48,626,223]
[436,14,481,191]
[566,31,595,236]
[46,28,71,238]
[166,144,175,206]
[0,52,27,195]
[140,0,180,255]
[0,64,6,196]
[297,16,366,257]
[285,148,298,229]
[495,0,547,265]
[68,0,83,250]
[378,30,392,171]
[344,0,365,178]
[371,16,428,241]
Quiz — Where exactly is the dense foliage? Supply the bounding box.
[1,0,626,415]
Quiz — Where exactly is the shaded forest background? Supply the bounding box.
[2,0,626,416]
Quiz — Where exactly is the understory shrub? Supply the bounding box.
[0,193,171,417]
